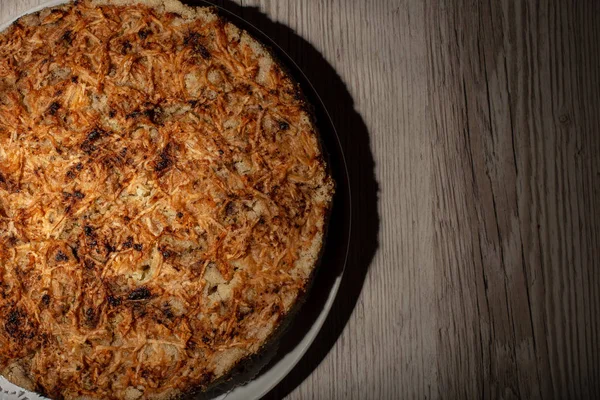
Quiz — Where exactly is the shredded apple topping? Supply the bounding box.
[0,0,333,398]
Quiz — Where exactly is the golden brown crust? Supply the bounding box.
[0,1,333,399]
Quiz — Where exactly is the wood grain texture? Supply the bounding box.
[1,1,599,399]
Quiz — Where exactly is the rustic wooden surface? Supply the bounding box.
[2,1,599,399]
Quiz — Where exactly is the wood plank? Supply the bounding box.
[426,0,600,398]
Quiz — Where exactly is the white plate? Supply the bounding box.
[0,1,350,399]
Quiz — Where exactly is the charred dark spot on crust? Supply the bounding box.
[127,103,163,125]
[107,295,122,307]
[4,308,36,342]
[128,287,151,301]
[121,41,132,55]
[186,338,196,350]
[84,225,98,248]
[160,247,172,259]
[71,75,78,83]
[107,61,117,77]
[55,250,69,262]
[183,32,201,46]
[41,294,51,306]
[84,259,95,270]
[62,189,86,201]
[196,44,211,60]
[293,86,303,101]
[278,120,289,131]
[61,30,73,45]
[184,32,200,46]
[198,371,215,386]
[235,83,253,95]
[144,105,163,125]
[40,332,50,346]
[272,304,281,315]
[47,101,60,116]
[109,109,116,118]
[122,236,133,249]
[140,369,153,379]
[84,225,94,236]
[162,303,174,319]
[5,310,23,335]
[133,243,143,251]
[154,144,173,174]
[66,170,76,179]
[184,32,211,59]
[104,242,115,254]
[126,111,140,120]
[81,128,104,154]
[176,212,183,218]
[84,307,99,329]
[138,29,151,39]
[225,202,235,216]
[87,128,102,142]
[141,264,150,271]
[70,245,80,262]
[75,163,83,171]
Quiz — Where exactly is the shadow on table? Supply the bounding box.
[182,1,380,398]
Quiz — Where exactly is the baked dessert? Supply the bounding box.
[0,0,334,398]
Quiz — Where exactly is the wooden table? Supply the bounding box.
[2,1,599,399]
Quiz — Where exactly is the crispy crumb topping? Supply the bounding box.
[0,1,333,398]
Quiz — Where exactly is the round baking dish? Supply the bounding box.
[0,1,351,399]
